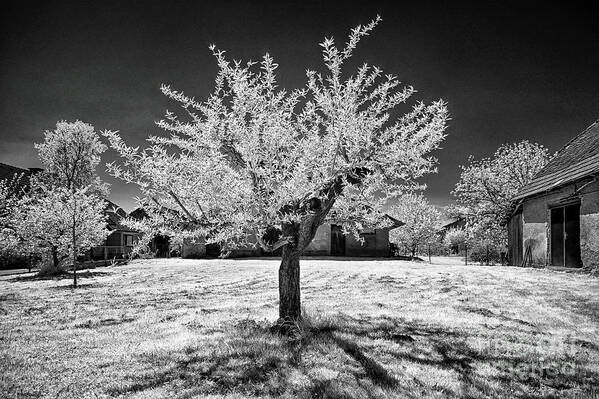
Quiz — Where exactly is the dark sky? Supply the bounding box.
[2,1,598,211]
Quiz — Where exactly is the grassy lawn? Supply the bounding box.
[1,258,598,399]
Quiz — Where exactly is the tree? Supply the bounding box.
[0,175,29,261]
[443,227,466,254]
[452,141,549,247]
[105,17,448,324]
[26,121,109,284]
[0,174,23,243]
[34,120,108,192]
[389,194,441,257]
[18,186,109,282]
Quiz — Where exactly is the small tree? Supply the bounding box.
[443,227,466,254]
[19,186,108,282]
[24,121,109,284]
[390,194,441,257]
[105,17,447,324]
[452,141,549,247]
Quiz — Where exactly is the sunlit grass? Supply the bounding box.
[1,257,598,398]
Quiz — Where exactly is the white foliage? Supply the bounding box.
[18,186,109,261]
[389,193,442,253]
[452,140,550,246]
[105,17,448,251]
[35,120,108,194]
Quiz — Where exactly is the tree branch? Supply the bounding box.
[168,190,198,222]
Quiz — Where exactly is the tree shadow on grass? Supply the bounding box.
[8,270,110,283]
[105,315,599,399]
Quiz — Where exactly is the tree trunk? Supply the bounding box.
[72,197,77,287]
[39,246,62,276]
[278,245,301,322]
[72,231,77,288]
[52,246,59,270]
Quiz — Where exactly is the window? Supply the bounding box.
[360,229,376,247]
[124,234,135,247]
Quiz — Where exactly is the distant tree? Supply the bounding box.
[452,141,549,247]
[0,175,27,253]
[390,194,441,257]
[105,17,448,325]
[34,120,108,192]
[18,186,108,281]
[24,121,109,284]
[443,227,466,253]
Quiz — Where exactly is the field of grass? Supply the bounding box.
[1,257,598,398]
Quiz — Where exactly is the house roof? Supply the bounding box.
[384,214,404,229]
[440,218,465,231]
[0,162,31,182]
[0,163,40,194]
[104,199,136,232]
[514,120,599,200]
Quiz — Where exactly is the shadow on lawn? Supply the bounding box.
[107,314,598,399]
[8,270,110,283]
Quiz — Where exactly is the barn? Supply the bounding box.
[507,120,599,269]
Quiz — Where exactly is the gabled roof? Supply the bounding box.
[104,199,136,232]
[383,214,405,229]
[0,163,33,184]
[440,218,465,231]
[514,120,599,200]
[0,163,41,194]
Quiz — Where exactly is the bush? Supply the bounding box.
[467,242,503,265]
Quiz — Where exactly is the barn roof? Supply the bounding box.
[513,120,599,200]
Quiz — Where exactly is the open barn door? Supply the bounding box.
[551,203,581,267]
[330,225,346,256]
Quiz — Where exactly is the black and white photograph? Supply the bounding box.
[1,1,598,398]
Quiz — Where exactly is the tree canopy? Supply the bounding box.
[105,17,448,321]
[13,121,110,279]
[390,193,441,256]
[452,140,550,246]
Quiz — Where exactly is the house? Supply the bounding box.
[303,216,404,257]
[206,215,403,258]
[507,120,599,269]
[88,200,139,260]
[129,207,206,258]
